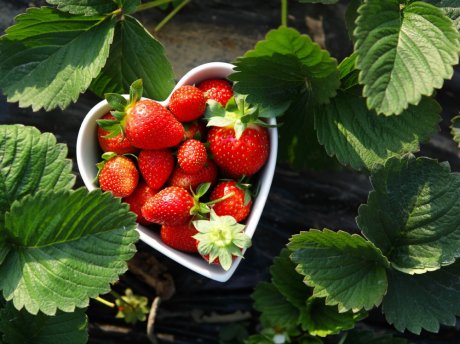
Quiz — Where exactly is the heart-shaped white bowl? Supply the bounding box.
[76,62,277,282]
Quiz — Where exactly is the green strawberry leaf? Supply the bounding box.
[45,0,123,16]
[90,15,175,101]
[302,297,365,337]
[315,87,441,171]
[425,0,460,31]
[382,262,460,334]
[288,229,389,313]
[450,114,460,145]
[338,53,359,90]
[341,329,408,344]
[0,188,138,315]
[230,26,340,110]
[0,301,88,344]
[0,8,115,112]
[355,0,460,115]
[357,156,460,274]
[252,282,300,330]
[0,125,75,223]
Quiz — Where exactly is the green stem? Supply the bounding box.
[134,0,173,13]
[154,0,191,32]
[281,0,288,27]
[95,296,116,308]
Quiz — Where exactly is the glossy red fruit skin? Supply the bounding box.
[97,113,137,154]
[168,160,218,191]
[210,181,252,222]
[138,149,174,190]
[99,156,139,198]
[197,79,233,106]
[141,186,194,226]
[177,139,207,174]
[168,85,206,122]
[160,223,199,253]
[125,99,184,150]
[208,126,270,178]
[123,181,157,225]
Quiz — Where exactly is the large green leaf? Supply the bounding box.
[382,262,460,334]
[0,188,138,315]
[46,0,119,16]
[252,282,300,330]
[354,0,460,115]
[231,26,340,108]
[0,7,115,111]
[0,302,87,344]
[0,125,75,218]
[90,15,175,101]
[288,229,389,313]
[315,87,441,171]
[425,0,460,31]
[357,157,460,274]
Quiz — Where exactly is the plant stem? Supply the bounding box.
[95,296,116,308]
[154,0,191,32]
[134,0,172,13]
[281,0,288,27]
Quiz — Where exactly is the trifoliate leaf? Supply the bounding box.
[450,115,460,145]
[0,8,115,111]
[315,87,441,171]
[0,125,75,222]
[288,229,389,313]
[231,26,340,109]
[354,0,460,115]
[252,282,300,330]
[46,0,119,16]
[0,302,88,344]
[302,297,365,337]
[0,188,138,315]
[425,0,460,31]
[382,262,460,334]
[357,156,460,274]
[90,15,175,101]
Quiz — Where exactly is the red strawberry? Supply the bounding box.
[198,79,233,106]
[183,120,207,141]
[207,125,269,178]
[142,186,195,226]
[177,139,207,174]
[168,85,206,122]
[98,153,139,198]
[97,113,137,154]
[168,160,218,191]
[123,181,157,225]
[98,80,184,150]
[193,210,251,271]
[160,223,199,253]
[210,181,252,222]
[138,149,174,190]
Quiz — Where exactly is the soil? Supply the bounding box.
[1,1,460,343]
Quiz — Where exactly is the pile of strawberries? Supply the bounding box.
[96,77,270,270]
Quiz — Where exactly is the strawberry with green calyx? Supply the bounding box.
[138,149,174,190]
[168,159,218,191]
[210,180,253,222]
[193,209,252,271]
[97,152,139,198]
[177,139,208,174]
[97,79,184,150]
[197,78,233,106]
[97,113,138,154]
[183,120,207,141]
[123,181,157,225]
[160,222,199,253]
[168,85,206,122]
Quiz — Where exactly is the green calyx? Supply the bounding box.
[189,182,235,218]
[96,79,144,138]
[193,209,252,271]
[205,93,269,140]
